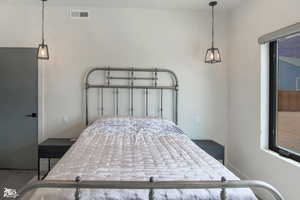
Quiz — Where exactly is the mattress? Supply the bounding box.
[28,117,257,200]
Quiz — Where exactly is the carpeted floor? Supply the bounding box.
[0,170,36,200]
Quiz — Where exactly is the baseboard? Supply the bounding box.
[227,162,250,179]
[227,162,272,200]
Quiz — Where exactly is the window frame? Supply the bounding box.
[296,77,300,91]
[269,40,300,163]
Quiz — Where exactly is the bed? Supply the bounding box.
[19,67,283,200]
[25,117,256,200]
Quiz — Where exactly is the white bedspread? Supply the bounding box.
[29,117,257,200]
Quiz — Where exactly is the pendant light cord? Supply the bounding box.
[42,0,45,44]
[211,4,215,48]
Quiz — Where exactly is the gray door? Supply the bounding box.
[0,48,38,170]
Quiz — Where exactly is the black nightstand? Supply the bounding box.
[192,140,224,164]
[38,138,75,180]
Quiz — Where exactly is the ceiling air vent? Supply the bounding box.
[70,10,90,19]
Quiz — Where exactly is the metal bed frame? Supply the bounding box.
[17,177,284,200]
[84,67,179,125]
[16,67,284,200]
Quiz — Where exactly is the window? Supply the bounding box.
[269,33,300,162]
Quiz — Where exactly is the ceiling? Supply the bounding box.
[2,0,245,11]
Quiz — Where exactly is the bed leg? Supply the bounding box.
[149,177,154,200]
[74,176,81,200]
[220,176,227,200]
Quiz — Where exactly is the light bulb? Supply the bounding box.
[41,48,46,56]
[215,52,219,60]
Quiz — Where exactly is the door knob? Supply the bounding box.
[25,113,37,118]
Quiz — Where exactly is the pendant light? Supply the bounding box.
[37,0,49,60]
[205,1,221,64]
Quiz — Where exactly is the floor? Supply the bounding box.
[0,170,36,200]
[278,112,300,154]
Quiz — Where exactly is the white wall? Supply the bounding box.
[0,3,229,145]
[228,0,300,199]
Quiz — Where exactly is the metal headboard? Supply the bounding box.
[84,67,178,126]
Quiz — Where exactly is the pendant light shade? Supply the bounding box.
[205,1,221,64]
[37,0,49,60]
[37,43,49,60]
[205,47,221,64]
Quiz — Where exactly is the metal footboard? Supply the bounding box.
[17,177,284,200]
